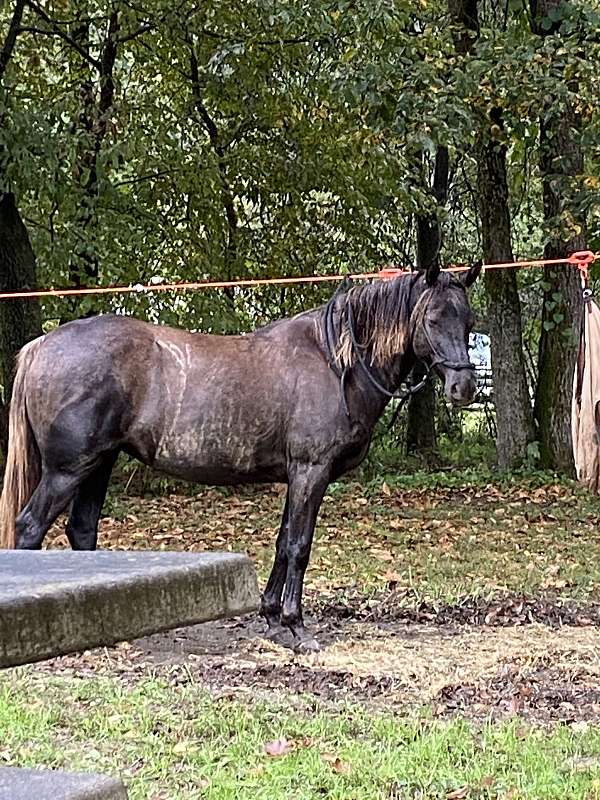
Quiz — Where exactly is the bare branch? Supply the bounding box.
[114,169,179,187]
[199,26,313,46]
[189,44,238,287]
[24,0,101,70]
[117,22,153,43]
[189,46,222,154]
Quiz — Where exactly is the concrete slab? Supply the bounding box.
[0,767,127,799]
[0,550,259,668]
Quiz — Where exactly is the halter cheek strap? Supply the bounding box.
[411,288,475,374]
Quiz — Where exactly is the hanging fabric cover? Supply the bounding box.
[572,294,600,493]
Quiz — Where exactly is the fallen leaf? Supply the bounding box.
[322,753,351,774]
[383,569,403,583]
[446,787,470,799]
[506,696,522,715]
[331,757,351,774]
[173,741,193,755]
[264,738,293,757]
[565,755,600,772]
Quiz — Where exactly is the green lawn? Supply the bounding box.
[1,671,600,800]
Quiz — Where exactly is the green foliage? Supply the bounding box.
[1,0,598,331]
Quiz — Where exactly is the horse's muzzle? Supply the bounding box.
[442,368,477,406]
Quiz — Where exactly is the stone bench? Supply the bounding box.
[0,550,259,667]
[0,767,128,799]
[0,550,260,797]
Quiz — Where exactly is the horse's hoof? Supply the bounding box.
[264,623,294,647]
[293,635,321,654]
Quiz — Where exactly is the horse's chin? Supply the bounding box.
[447,394,475,408]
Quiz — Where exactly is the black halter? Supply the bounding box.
[323,278,475,419]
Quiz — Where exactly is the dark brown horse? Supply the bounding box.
[0,262,480,650]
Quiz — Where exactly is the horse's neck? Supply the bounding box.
[346,299,416,393]
[339,321,417,426]
[316,289,418,422]
[355,348,417,422]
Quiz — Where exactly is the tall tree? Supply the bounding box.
[477,109,534,468]
[406,147,449,462]
[68,8,119,288]
[530,0,585,474]
[0,2,42,451]
[450,0,534,469]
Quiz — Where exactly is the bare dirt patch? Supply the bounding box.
[34,607,600,726]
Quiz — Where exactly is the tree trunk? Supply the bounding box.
[67,10,118,301]
[190,44,238,306]
[406,147,448,462]
[450,0,534,469]
[405,360,438,459]
[0,193,42,452]
[477,117,534,469]
[531,0,585,475]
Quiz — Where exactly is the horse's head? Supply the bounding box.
[411,262,481,406]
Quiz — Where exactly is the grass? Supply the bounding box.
[2,671,600,800]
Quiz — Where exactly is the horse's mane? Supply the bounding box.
[255,271,461,370]
[327,271,459,370]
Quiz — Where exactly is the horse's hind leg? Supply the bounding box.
[261,491,290,634]
[65,453,118,551]
[15,469,87,549]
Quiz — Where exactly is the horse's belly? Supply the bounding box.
[152,426,285,484]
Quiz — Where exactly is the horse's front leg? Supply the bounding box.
[280,462,329,653]
[261,490,290,640]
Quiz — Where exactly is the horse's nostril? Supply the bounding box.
[451,382,460,397]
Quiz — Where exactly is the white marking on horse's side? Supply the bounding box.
[155,340,189,459]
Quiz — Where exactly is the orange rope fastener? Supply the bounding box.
[378,268,411,281]
[567,250,597,284]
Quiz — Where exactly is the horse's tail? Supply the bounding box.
[0,337,44,549]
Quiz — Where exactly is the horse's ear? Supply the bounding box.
[425,262,441,286]
[461,260,482,288]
